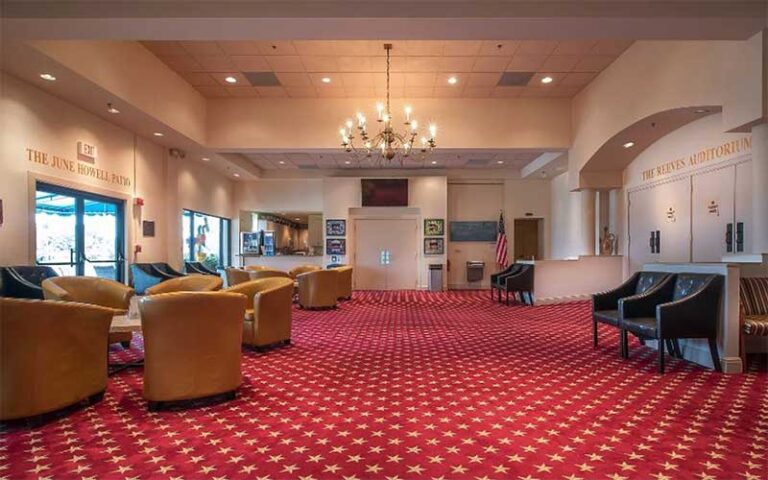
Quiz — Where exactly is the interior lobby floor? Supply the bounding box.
[3,291,767,480]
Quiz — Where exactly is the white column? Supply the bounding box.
[752,123,768,253]
[581,189,596,256]
[596,190,610,254]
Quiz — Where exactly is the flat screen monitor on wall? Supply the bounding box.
[361,179,409,207]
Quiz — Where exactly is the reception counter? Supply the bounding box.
[240,255,323,272]
[518,255,624,304]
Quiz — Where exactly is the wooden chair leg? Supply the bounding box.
[658,341,665,373]
[708,338,722,372]
[593,320,599,349]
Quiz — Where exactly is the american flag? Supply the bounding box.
[496,211,508,267]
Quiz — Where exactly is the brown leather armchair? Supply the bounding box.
[225,278,294,348]
[145,274,222,295]
[244,265,270,272]
[1,298,114,421]
[139,292,246,409]
[332,266,353,300]
[42,276,135,348]
[225,267,251,287]
[289,264,322,279]
[297,270,338,309]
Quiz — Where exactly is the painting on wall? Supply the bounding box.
[424,218,445,236]
[326,219,346,237]
[326,238,346,255]
[424,237,444,255]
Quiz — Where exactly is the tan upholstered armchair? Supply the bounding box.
[244,265,270,272]
[145,274,222,295]
[139,292,246,409]
[249,269,291,280]
[332,266,353,300]
[225,267,251,287]
[42,276,135,348]
[297,270,339,309]
[1,298,114,421]
[225,278,294,348]
[289,264,322,279]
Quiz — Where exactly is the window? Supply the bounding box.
[182,209,231,270]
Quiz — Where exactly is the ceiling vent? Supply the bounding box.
[466,159,490,166]
[244,72,282,87]
[497,72,534,87]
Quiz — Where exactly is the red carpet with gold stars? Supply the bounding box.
[2,290,767,480]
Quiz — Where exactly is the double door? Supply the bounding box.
[354,219,418,290]
[35,182,125,281]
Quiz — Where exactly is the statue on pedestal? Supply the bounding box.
[600,226,618,256]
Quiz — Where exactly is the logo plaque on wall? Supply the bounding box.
[707,200,719,216]
[665,207,676,223]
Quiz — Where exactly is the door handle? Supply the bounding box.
[736,222,744,252]
[649,231,655,253]
[726,223,733,253]
[655,230,661,254]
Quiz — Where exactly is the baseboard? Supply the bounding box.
[448,283,486,290]
[646,339,743,374]
[535,294,591,305]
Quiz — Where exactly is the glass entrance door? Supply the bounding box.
[35,183,125,281]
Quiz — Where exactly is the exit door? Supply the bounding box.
[354,219,418,290]
[35,182,125,281]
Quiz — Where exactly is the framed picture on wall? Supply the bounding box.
[424,237,444,255]
[326,238,346,255]
[424,218,444,236]
[326,219,346,236]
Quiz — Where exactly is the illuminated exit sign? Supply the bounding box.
[77,141,97,162]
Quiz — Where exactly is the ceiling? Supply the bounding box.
[142,40,633,99]
[242,150,549,170]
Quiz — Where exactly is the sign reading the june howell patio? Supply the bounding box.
[26,147,131,187]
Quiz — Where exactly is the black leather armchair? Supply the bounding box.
[619,273,724,373]
[0,266,59,299]
[130,263,185,295]
[592,271,672,352]
[185,262,219,276]
[490,264,521,301]
[500,264,534,306]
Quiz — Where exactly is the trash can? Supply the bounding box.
[428,264,444,292]
[466,261,485,283]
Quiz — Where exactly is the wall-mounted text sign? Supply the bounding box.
[641,136,751,183]
[77,141,97,162]
[26,148,131,187]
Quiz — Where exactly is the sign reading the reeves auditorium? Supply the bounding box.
[26,147,131,187]
[640,136,751,183]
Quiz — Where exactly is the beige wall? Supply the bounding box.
[570,36,764,190]
[549,171,584,260]
[0,73,234,271]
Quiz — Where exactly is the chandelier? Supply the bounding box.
[339,43,437,166]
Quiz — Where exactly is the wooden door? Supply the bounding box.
[692,165,735,262]
[354,219,418,290]
[513,219,540,260]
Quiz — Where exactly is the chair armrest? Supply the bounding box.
[148,265,176,280]
[619,276,676,319]
[6,269,45,299]
[657,277,723,338]
[592,274,638,312]
[41,278,71,301]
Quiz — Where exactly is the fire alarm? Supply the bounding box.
[134,197,144,207]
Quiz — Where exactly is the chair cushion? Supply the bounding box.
[672,274,711,301]
[744,315,768,336]
[635,272,667,295]
[622,317,657,338]
[740,277,768,316]
[593,310,620,326]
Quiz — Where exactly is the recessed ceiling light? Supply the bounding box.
[447,76,458,85]
[321,77,332,84]
[294,217,300,221]
[431,160,437,165]
[279,160,286,164]
[40,73,56,81]
[623,141,635,149]
[202,157,210,162]
[497,160,504,164]
[344,161,351,165]
[541,76,554,84]
[694,108,710,114]
[153,132,164,137]
[106,103,120,114]
[224,76,237,84]
[233,172,240,177]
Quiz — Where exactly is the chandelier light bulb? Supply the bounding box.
[404,105,412,122]
[339,128,346,136]
[421,137,427,146]
[429,124,437,138]
[411,120,418,131]
[346,120,353,129]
